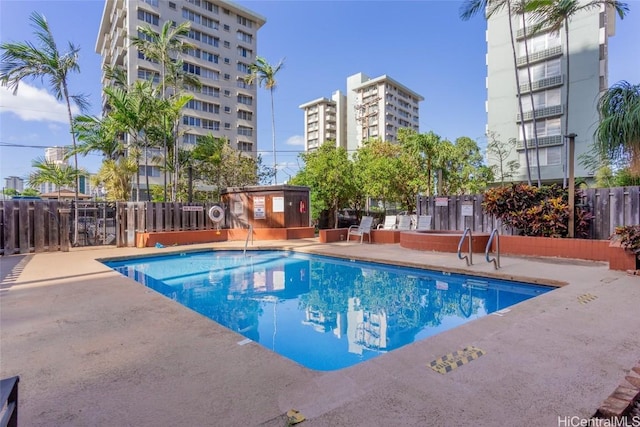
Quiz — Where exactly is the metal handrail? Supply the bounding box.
[457,227,473,266]
[243,224,253,256]
[485,228,501,270]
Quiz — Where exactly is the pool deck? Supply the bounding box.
[1,239,639,426]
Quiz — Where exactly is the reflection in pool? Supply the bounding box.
[104,250,552,371]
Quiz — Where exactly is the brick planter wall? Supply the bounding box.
[400,231,489,253]
[319,228,348,243]
[497,235,610,262]
[371,230,401,244]
[137,230,228,248]
[609,241,640,271]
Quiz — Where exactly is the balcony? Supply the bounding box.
[516,23,552,39]
[516,104,563,122]
[516,45,562,67]
[520,74,564,93]
[513,134,563,150]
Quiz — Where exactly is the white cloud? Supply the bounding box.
[285,135,304,146]
[0,82,79,124]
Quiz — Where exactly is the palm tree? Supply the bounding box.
[460,0,533,185]
[28,158,81,200]
[526,0,629,185]
[73,114,124,161]
[131,21,194,201]
[92,156,138,202]
[1,12,89,244]
[594,81,640,176]
[245,56,285,184]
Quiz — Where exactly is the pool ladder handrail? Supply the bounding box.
[485,228,501,269]
[457,227,473,266]
[243,224,253,256]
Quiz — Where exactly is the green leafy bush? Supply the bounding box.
[482,184,592,238]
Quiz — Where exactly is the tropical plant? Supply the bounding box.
[28,157,82,199]
[593,81,640,177]
[482,183,592,237]
[91,155,138,202]
[73,114,124,161]
[130,20,195,201]
[1,11,89,244]
[526,0,629,184]
[612,225,640,260]
[460,0,533,185]
[245,56,285,184]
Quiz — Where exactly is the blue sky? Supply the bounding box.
[1,0,639,186]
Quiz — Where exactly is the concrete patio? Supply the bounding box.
[1,239,639,426]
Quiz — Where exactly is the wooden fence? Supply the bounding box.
[117,202,222,247]
[3,187,639,254]
[417,186,640,240]
[1,200,71,256]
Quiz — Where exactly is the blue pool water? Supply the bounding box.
[104,250,553,371]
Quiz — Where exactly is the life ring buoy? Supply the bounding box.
[208,205,224,223]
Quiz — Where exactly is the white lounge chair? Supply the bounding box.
[396,215,412,231]
[347,216,374,243]
[377,215,398,230]
[416,215,432,231]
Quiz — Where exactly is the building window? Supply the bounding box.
[182,8,201,25]
[237,47,252,58]
[519,146,561,166]
[183,115,201,127]
[183,133,198,145]
[202,17,219,30]
[237,94,252,105]
[238,126,253,136]
[223,24,230,31]
[203,1,218,13]
[139,165,160,177]
[224,57,230,64]
[237,31,252,44]
[186,99,202,110]
[224,73,230,80]
[202,102,219,113]
[238,141,253,152]
[237,62,250,73]
[237,15,254,28]
[144,0,159,6]
[224,106,231,113]
[223,40,230,48]
[224,122,231,129]
[201,85,219,97]
[137,10,159,25]
[237,110,253,121]
[202,119,220,130]
[169,2,176,9]
[224,90,231,97]
[137,68,159,83]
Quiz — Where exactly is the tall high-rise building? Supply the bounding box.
[300,73,423,153]
[96,0,265,194]
[486,3,617,183]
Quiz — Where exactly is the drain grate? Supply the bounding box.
[577,293,598,304]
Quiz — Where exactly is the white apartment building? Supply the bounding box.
[4,176,24,193]
[486,3,617,183]
[300,73,423,153]
[96,0,265,194]
[298,91,347,151]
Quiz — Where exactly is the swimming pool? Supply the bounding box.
[104,250,553,371]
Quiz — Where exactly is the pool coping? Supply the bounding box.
[1,239,638,426]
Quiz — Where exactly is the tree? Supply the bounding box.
[593,81,640,177]
[460,0,533,185]
[131,21,194,201]
[486,131,520,184]
[92,156,138,202]
[245,56,285,184]
[290,142,356,228]
[1,11,89,244]
[28,157,81,199]
[398,129,439,196]
[73,114,124,161]
[527,0,629,185]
